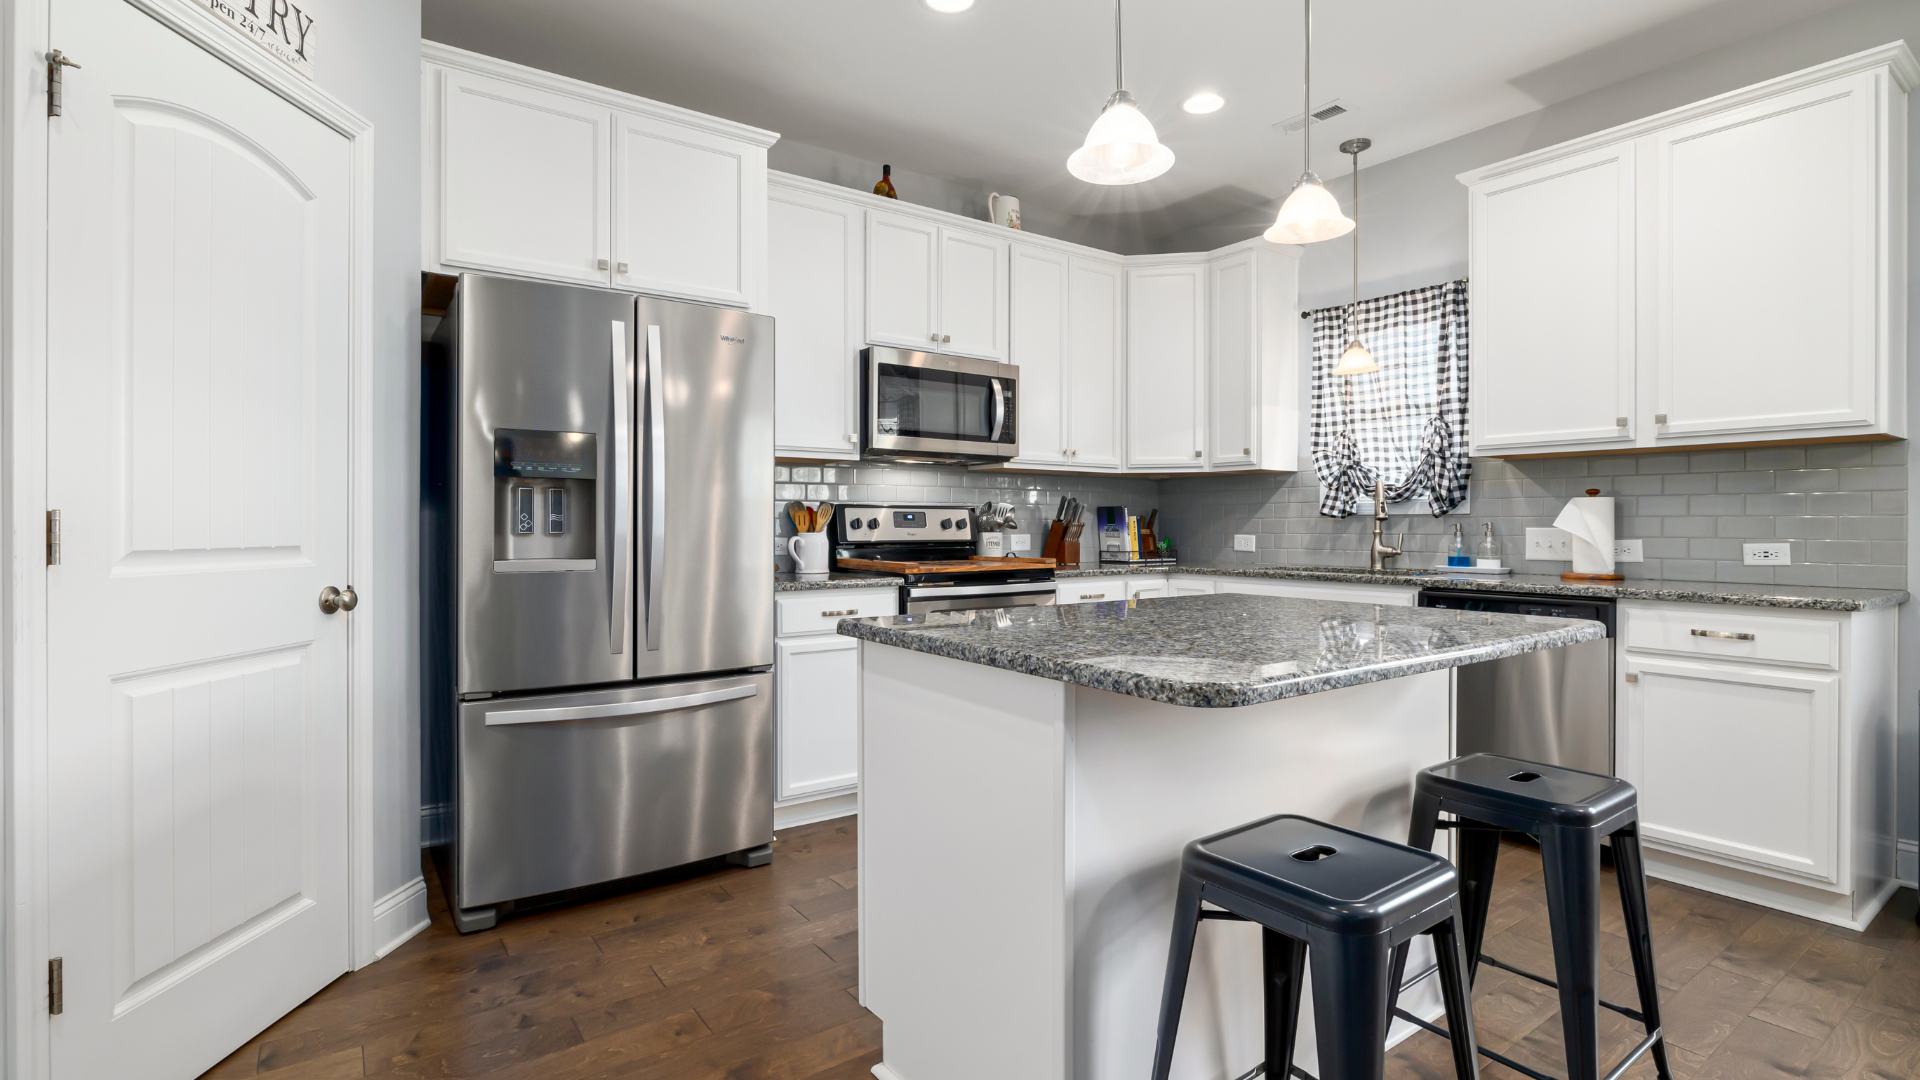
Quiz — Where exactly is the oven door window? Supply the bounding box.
[876,364,999,443]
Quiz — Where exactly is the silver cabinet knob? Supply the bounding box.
[942,334,951,343]
[597,259,610,271]
[930,334,940,342]
[1616,416,1628,428]
[319,585,358,614]
[617,262,629,274]
[1193,450,1203,458]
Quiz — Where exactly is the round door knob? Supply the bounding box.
[319,585,358,614]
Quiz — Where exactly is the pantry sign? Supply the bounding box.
[200,0,316,78]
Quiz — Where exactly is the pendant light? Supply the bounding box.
[1264,0,1354,244]
[1331,137,1379,376]
[1067,0,1174,185]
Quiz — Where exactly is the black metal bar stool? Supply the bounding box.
[1387,753,1672,1080]
[1151,814,1481,1080]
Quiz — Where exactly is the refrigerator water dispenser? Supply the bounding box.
[492,428,597,570]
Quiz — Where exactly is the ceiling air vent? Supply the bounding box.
[1273,100,1347,133]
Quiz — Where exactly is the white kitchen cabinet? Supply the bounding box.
[1068,257,1126,470]
[1125,577,1170,600]
[769,177,864,459]
[1462,45,1913,455]
[433,65,612,286]
[866,210,1006,361]
[613,109,767,308]
[776,636,862,801]
[1168,576,1216,596]
[1057,579,1125,605]
[1010,243,1070,466]
[1207,243,1302,471]
[1126,260,1207,470]
[1617,600,1897,929]
[1214,578,1419,606]
[423,43,777,306]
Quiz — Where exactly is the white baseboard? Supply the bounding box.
[775,790,857,830]
[1899,839,1917,888]
[372,876,431,959]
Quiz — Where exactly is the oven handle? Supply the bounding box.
[989,377,1006,443]
[906,580,1055,599]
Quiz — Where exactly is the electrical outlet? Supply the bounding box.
[1233,534,1257,552]
[1743,543,1790,566]
[1613,539,1644,563]
[1009,533,1031,552]
[1526,527,1573,561]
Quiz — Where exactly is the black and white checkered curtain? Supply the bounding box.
[1309,279,1470,518]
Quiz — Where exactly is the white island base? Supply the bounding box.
[857,642,1461,1080]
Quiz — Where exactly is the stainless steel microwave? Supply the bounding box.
[862,347,1018,463]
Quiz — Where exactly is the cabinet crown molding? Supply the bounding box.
[422,39,782,149]
[1457,39,1918,187]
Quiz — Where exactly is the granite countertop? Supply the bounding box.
[1052,564,1908,612]
[837,592,1605,708]
[775,572,905,593]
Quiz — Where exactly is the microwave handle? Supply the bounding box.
[989,377,1005,443]
[609,320,631,654]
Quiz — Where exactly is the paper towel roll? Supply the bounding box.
[1553,495,1616,575]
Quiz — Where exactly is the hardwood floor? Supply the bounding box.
[201,824,1917,1080]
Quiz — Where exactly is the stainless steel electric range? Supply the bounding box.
[832,504,1056,615]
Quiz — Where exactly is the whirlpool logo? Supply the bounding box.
[720,335,747,345]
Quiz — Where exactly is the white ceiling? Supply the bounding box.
[421,0,1851,238]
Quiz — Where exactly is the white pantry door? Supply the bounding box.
[44,1,353,1077]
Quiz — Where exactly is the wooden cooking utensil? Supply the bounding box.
[814,501,835,531]
[786,501,807,532]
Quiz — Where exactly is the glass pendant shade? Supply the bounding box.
[1068,90,1175,185]
[1264,174,1354,244]
[1333,337,1378,375]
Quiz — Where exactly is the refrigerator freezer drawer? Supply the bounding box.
[456,672,773,908]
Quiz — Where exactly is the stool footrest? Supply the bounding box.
[1479,954,1648,1023]
[1391,1007,1665,1080]
[1228,1063,1317,1080]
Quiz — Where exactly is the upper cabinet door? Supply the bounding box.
[1009,243,1069,466]
[1068,258,1125,470]
[1208,251,1258,468]
[612,111,766,309]
[1469,142,1637,453]
[1126,263,1207,469]
[866,210,940,350]
[1652,72,1880,439]
[938,227,1008,361]
[769,183,864,459]
[438,69,612,286]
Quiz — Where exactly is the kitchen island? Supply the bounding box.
[837,593,1604,1080]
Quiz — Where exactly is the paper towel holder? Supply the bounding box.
[1560,488,1625,583]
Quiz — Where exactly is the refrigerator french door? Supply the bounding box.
[433,275,774,930]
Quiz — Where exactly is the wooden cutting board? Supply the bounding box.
[836,556,1057,574]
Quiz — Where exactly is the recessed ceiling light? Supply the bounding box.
[925,0,974,12]
[1183,92,1225,115]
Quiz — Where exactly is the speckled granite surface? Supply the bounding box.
[1052,564,1908,611]
[775,572,904,593]
[837,592,1605,708]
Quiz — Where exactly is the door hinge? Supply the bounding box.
[48,957,62,1015]
[47,50,81,117]
[46,510,60,566]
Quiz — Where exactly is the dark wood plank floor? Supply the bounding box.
[201,823,1918,1080]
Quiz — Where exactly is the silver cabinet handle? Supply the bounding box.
[644,324,667,652]
[820,609,859,617]
[1691,629,1755,641]
[1079,593,1104,600]
[617,261,629,274]
[1193,450,1203,458]
[484,682,758,727]
[942,334,951,343]
[597,258,610,271]
[930,334,940,342]
[1616,416,1628,427]
[1655,413,1668,425]
[610,320,632,654]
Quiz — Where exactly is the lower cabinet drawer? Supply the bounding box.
[775,589,898,636]
[1057,580,1125,605]
[1621,604,1839,670]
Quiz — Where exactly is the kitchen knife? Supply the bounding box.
[1054,495,1068,522]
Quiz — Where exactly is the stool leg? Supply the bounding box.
[1388,789,1446,1015]
[1611,828,1674,1080]
[1150,874,1204,1080]
[1431,916,1483,1080]
[1264,929,1308,1080]
[1454,823,1503,985]
[1539,825,1604,1080]
[1308,930,1392,1080]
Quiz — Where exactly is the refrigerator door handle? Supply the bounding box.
[644,324,667,652]
[610,320,633,654]
[482,682,759,727]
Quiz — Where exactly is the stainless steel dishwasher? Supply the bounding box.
[1417,589,1616,776]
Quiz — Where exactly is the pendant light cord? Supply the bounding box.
[1351,142,1361,322]
[1302,0,1312,177]
[1115,0,1125,92]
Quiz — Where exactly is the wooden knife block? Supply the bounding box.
[1043,521,1083,567]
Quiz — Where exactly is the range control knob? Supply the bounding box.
[868,517,880,530]
[940,518,953,530]
[954,519,968,531]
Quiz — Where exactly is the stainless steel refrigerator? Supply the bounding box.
[425,274,774,932]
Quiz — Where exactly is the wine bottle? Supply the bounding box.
[873,164,898,199]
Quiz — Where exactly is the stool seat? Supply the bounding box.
[1419,753,1637,830]
[1190,815,1459,936]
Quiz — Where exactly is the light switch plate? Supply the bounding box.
[1010,533,1031,552]
[1526,527,1572,561]
[1743,542,1790,565]
[1233,534,1257,552]
[1613,539,1644,563]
